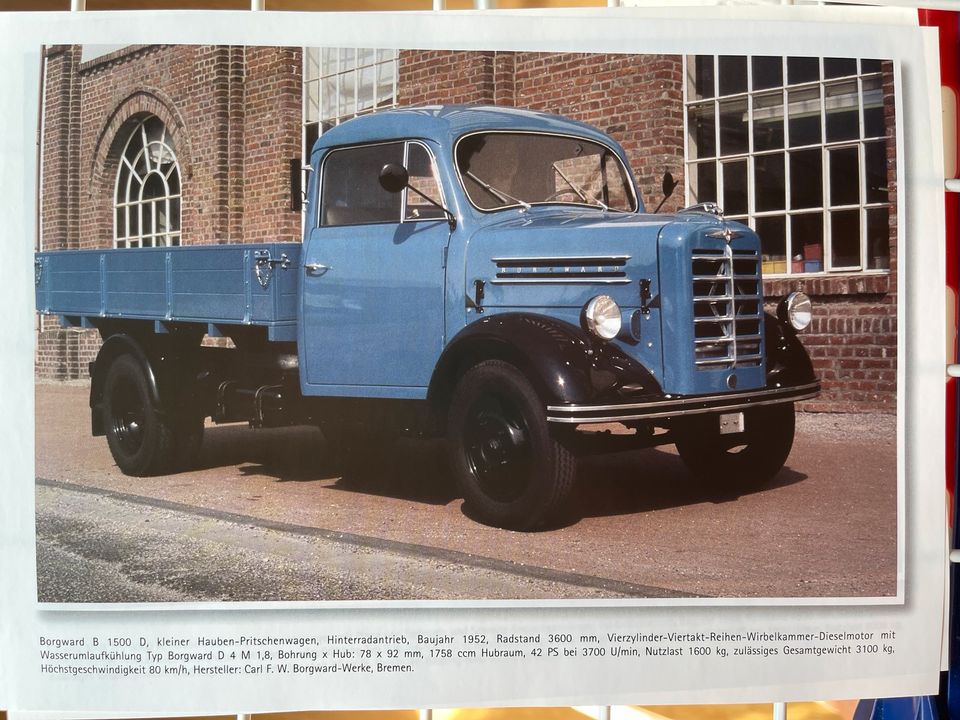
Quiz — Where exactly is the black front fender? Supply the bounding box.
[429,313,663,415]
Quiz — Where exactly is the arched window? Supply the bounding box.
[114,115,181,248]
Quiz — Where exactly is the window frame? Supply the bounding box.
[317,139,446,229]
[113,115,182,249]
[683,55,890,277]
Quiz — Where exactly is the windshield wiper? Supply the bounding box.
[550,162,632,212]
[465,171,531,210]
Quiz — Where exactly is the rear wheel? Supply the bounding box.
[674,403,795,491]
[447,360,575,530]
[102,354,203,476]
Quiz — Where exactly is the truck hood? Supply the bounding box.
[464,206,734,310]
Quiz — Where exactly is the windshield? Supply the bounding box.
[455,132,637,212]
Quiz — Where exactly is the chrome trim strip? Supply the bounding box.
[546,381,821,415]
[547,389,821,424]
[490,278,632,285]
[492,255,631,264]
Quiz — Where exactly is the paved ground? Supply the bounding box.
[34,381,898,602]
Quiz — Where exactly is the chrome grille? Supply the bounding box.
[691,247,762,369]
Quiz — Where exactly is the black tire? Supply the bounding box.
[447,360,575,530]
[102,354,202,476]
[674,403,795,491]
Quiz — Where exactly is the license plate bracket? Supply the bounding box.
[718,411,745,435]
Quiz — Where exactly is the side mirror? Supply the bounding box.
[379,163,410,194]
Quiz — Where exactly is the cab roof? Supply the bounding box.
[311,105,617,155]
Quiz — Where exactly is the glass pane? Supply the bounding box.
[144,116,164,144]
[305,122,320,156]
[305,47,320,83]
[862,76,885,138]
[321,75,337,121]
[377,48,395,65]
[789,149,822,210]
[862,58,882,74]
[787,57,819,85]
[831,209,861,269]
[170,197,181,231]
[142,173,166,202]
[718,56,747,96]
[377,61,395,109]
[722,160,748,216]
[115,208,126,239]
[142,203,153,237]
[687,103,716,159]
[829,146,860,207]
[339,69,357,117]
[792,213,824,273]
[756,215,787,267]
[787,86,821,147]
[306,79,320,123]
[129,202,140,237]
[358,48,376,67]
[156,199,169,234]
[825,80,859,142]
[754,153,785,212]
[405,144,445,221]
[751,56,782,91]
[339,48,356,69]
[719,98,748,155]
[690,56,715,100]
[133,150,148,180]
[865,141,889,204]
[753,92,784,151]
[358,64,375,112]
[824,57,857,78]
[321,47,337,75]
[867,207,890,270]
[691,162,717,204]
[320,142,404,225]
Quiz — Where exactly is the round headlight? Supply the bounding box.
[781,291,812,331]
[583,295,622,340]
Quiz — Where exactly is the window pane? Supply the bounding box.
[339,69,356,118]
[167,167,180,196]
[377,48,395,65]
[829,146,859,206]
[788,87,821,147]
[792,213,824,273]
[305,122,320,159]
[862,76,885,138]
[825,80,859,142]
[321,47,337,75]
[751,56,782,91]
[170,198,181,231]
[339,48,355,68]
[756,215,786,267]
[321,142,404,226]
[722,160,748,216]
[115,208,126,239]
[358,48,376,67]
[719,98,748,155]
[753,92,784,151]
[377,61,395,109]
[754,153,785,212]
[689,56,715,100]
[321,75,337,121]
[405,144,445,221]
[865,140,889,204]
[691,162,717,204]
[305,47,320,83]
[358,64,375,112]
[831,209,861,269]
[824,57,857,79]
[129,202,140,236]
[718,56,747,96]
[861,59,882,74]
[867,207,890,269]
[306,79,320,123]
[787,57,819,85]
[687,103,716,159]
[789,149,822,210]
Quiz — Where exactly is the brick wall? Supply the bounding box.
[36,44,302,380]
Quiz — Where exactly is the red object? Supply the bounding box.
[918,9,959,509]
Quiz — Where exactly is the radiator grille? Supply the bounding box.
[691,247,762,369]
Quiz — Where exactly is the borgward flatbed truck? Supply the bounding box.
[35,105,820,530]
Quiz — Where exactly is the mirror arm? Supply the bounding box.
[406,184,457,230]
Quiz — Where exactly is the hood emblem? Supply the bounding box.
[706,226,743,244]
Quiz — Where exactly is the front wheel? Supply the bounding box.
[447,360,575,530]
[674,403,795,491]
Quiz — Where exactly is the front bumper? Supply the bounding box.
[545,380,820,424]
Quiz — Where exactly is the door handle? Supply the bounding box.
[305,263,330,276]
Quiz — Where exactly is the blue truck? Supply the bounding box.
[35,105,820,530]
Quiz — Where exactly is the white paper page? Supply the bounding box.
[0,5,948,713]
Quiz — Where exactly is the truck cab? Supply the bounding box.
[36,105,819,530]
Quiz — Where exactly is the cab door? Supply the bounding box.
[300,140,450,397]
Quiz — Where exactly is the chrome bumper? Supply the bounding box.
[546,381,821,424]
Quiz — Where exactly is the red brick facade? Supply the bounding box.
[36,45,897,413]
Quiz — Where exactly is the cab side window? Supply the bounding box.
[321,142,403,226]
